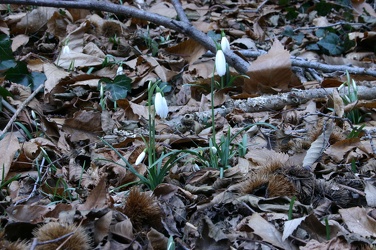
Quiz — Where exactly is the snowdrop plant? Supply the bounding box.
[208,31,277,178]
[144,81,168,171]
[210,31,229,177]
[101,80,204,190]
[338,71,364,124]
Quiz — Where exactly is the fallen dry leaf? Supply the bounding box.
[243,38,295,94]
[0,132,20,182]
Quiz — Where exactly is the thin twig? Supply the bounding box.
[337,183,365,197]
[56,220,84,250]
[222,0,269,13]
[30,232,75,250]
[364,129,376,155]
[293,21,365,31]
[0,83,44,137]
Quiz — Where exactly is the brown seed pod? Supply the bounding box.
[240,173,269,196]
[0,240,29,250]
[0,230,29,250]
[121,188,162,231]
[101,20,124,37]
[33,222,91,250]
[267,175,297,198]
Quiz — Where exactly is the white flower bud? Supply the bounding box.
[215,49,226,77]
[221,36,230,53]
[62,45,70,55]
[135,150,146,165]
[116,65,124,75]
[155,92,168,119]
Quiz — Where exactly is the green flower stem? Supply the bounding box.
[147,81,161,168]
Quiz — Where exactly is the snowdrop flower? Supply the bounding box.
[221,31,230,53]
[116,65,124,75]
[210,146,217,154]
[215,49,226,77]
[62,45,70,55]
[155,92,168,118]
[135,150,146,165]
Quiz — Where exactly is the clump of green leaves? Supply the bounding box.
[306,28,355,56]
[208,123,276,178]
[98,73,132,110]
[339,71,365,124]
[347,124,365,139]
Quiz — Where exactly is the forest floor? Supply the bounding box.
[0,0,376,249]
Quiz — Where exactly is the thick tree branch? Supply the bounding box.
[171,0,189,23]
[0,0,249,73]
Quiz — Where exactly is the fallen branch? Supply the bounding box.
[0,0,249,73]
[191,86,376,122]
[230,86,376,112]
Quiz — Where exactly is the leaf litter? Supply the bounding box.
[0,0,376,249]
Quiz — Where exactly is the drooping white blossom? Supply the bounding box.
[221,36,230,53]
[62,45,70,55]
[135,150,146,165]
[215,49,226,77]
[116,65,124,75]
[155,92,168,119]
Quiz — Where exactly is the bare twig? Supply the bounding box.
[0,0,249,73]
[222,0,269,13]
[337,183,365,197]
[291,57,376,77]
[293,21,365,31]
[30,232,75,250]
[0,83,44,137]
[364,130,376,155]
